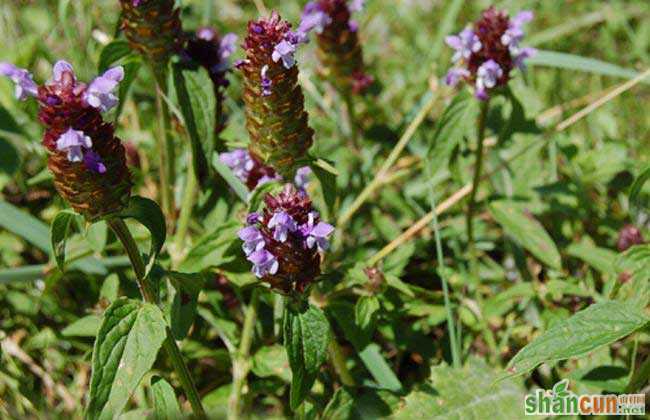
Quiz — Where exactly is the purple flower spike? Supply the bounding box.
[445,68,470,87]
[475,59,503,100]
[294,166,312,190]
[0,62,38,100]
[83,150,107,174]
[248,249,279,278]
[445,28,481,63]
[272,40,297,69]
[268,211,298,242]
[56,128,92,162]
[239,225,266,255]
[84,66,124,112]
[52,60,75,83]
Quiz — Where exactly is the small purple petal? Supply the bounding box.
[445,68,469,87]
[220,148,254,181]
[348,0,365,13]
[294,166,312,190]
[219,33,238,61]
[239,225,266,256]
[246,212,262,225]
[348,20,359,32]
[84,66,124,112]
[271,40,297,69]
[247,249,279,278]
[56,128,92,163]
[446,28,481,62]
[475,59,502,98]
[298,3,332,35]
[268,211,298,242]
[513,46,537,70]
[83,150,107,174]
[52,60,74,82]
[197,27,217,41]
[260,65,272,96]
[0,62,38,100]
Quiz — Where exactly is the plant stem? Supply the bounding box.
[174,160,198,254]
[466,100,489,282]
[107,218,206,419]
[328,339,355,387]
[152,68,176,227]
[228,289,260,420]
[342,92,360,150]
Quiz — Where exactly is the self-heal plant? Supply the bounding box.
[300,0,374,94]
[445,6,535,100]
[238,12,314,178]
[0,60,130,221]
[238,184,334,295]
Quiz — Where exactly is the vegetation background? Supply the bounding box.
[0,0,648,418]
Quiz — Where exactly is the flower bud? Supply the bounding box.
[1,60,132,221]
[299,0,373,94]
[444,7,535,100]
[238,184,334,294]
[119,0,183,64]
[184,28,238,135]
[238,12,314,178]
[617,225,645,252]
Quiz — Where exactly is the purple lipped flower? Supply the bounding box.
[298,2,332,35]
[248,249,279,278]
[83,150,107,174]
[247,212,262,225]
[272,40,297,69]
[0,62,38,100]
[301,212,334,251]
[475,59,503,100]
[268,210,298,242]
[197,27,217,41]
[239,225,266,256]
[348,20,359,32]
[52,60,75,83]
[256,174,282,188]
[56,128,92,162]
[219,33,238,61]
[445,28,481,63]
[445,68,470,87]
[294,166,312,190]
[513,46,537,70]
[220,148,254,181]
[84,66,124,112]
[260,65,272,96]
[348,0,365,13]
[501,10,533,47]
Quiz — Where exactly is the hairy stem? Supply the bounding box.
[228,289,260,420]
[152,68,176,227]
[107,218,206,418]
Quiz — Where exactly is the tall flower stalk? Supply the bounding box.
[119,0,183,223]
[0,60,206,418]
[238,12,314,179]
[444,7,535,278]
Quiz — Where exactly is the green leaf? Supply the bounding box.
[87,298,167,420]
[283,303,331,410]
[167,271,206,340]
[212,153,249,203]
[355,295,380,340]
[311,162,337,217]
[100,273,120,303]
[172,63,215,186]
[151,376,182,420]
[0,137,20,176]
[629,165,650,210]
[489,200,561,269]
[62,315,102,337]
[426,90,479,177]
[98,41,132,72]
[117,196,166,276]
[566,240,616,274]
[85,220,108,254]
[503,301,649,379]
[394,359,525,419]
[0,200,50,252]
[252,344,291,382]
[50,210,78,271]
[115,59,141,120]
[528,50,649,84]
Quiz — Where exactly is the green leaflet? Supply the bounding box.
[489,200,562,270]
[151,376,182,420]
[50,210,77,271]
[86,298,167,420]
[503,301,649,379]
[283,303,331,410]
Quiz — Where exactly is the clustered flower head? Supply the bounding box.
[0,60,132,221]
[184,28,238,134]
[299,0,373,94]
[119,0,183,64]
[445,7,535,100]
[219,148,312,191]
[238,184,333,294]
[238,12,314,178]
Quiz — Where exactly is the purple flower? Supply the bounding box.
[268,211,298,242]
[502,10,533,47]
[272,40,297,69]
[348,20,359,32]
[220,148,254,181]
[298,2,332,35]
[219,33,238,61]
[445,68,470,87]
[301,212,334,251]
[52,60,75,83]
[248,249,279,278]
[239,225,266,256]
[475,59,503,100]
[294,166,311,190]
[83,150,107,174]
[84,66,124,112]
[256,174,282,188]
[349,0,365,13]
[260,65,272,96]
[197,27,217,41]
[56,128,92,162]
[513,46,537,70]
[132,0,143,6]
[0,62,38,100]
[445,28,481,63]
[247,212,262,225]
